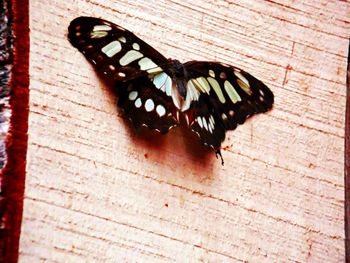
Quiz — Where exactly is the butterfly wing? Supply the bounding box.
[184,61,274,149]
[117,74,178,133]
[68,17,178,132]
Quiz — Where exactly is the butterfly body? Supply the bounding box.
[166,59,189,100]
[68,17,274,159]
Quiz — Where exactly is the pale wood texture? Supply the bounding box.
[20,0,348,262]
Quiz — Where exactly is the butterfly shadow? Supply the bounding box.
[119,114,217,172]
[97,75,218,175]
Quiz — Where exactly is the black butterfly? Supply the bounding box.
[68,17,274,164]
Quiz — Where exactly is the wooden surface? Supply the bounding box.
[20,0,348,262]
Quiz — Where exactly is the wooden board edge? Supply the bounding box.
[0,0,29,262]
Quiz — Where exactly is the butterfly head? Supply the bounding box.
[168,59,188,97]
[168,59,184,75]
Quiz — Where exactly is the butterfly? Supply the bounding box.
[68,17,274,164]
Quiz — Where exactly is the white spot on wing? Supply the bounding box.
[165,77,172,96]
[156,105,166,117]
[145,99,155,112]
[185,114,190,125]
[234,71,249,85]
[138,57,158,70]
[119,50,143,66]
[207,77,226,103]
[153,72,167,91]
[181,80,200,112]
[118,72,126,78]
[237,79,252,95]
[93,25,112,31]
[187,81,200,101]
[102,41,122,57]
[234,70,252,95]
[128,91,138,101]
[209,70,215,78]
[135,98,142,108]
[210,115,215,125]
[209,117,215,132]
[118,36,126,43]
[224,80,242,103]
[132,43,140,50]
[197,117,203,128]
[202,117,208,131]
[208,122,213,133]
[90,31,108,38]
[210,123,215,132]
[147,66,163,74]
[153,72,172,96]
[192,77,210,94]
[208,115,215,131]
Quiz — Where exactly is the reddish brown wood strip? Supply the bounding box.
[0,0,29,262]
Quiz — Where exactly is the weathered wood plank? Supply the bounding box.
[20,0,348,262]
[0,0,30,262]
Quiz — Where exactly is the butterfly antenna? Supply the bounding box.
[215,149,224,166]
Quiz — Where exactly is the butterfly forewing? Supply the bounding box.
[68,16,168,81]
[184,61,274,148]
[68,17,179,133]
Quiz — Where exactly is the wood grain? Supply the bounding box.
[20,0,348,262]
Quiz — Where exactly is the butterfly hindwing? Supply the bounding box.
[118,75,177,133]
[189,95,226,149]
[184,61,274,148]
